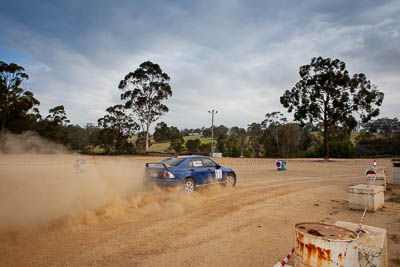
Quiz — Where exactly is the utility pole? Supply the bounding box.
[208,109,218,156]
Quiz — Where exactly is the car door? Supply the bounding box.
[201,158,221,183]
[188,158,209,185]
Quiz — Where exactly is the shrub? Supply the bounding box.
[306,140,354,158]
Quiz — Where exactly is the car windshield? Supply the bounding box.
[161,157,184,166]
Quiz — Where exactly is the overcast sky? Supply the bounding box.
[1,0,399,130]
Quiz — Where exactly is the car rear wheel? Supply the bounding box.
[184,178,196,193]
[225,175,236,187]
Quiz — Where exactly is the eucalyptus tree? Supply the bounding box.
[169,126,184,152]
[261,111,287,156]
[363,117,400,137]
[153,121,170,143]
[98,104,139,155]
[228,126,247,156]
[46,105,70,126]
[247,122,263,157]
[119,61,172,152]
[185,139,201,153]
[36,105,70,145]
[0,61,39,151]
[281,57,384,160]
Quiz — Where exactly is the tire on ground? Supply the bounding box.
[184,178,196,193]
[224,174,236,187]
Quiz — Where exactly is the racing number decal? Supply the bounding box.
[215,169,222,179]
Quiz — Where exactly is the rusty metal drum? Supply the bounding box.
[294,222,359,267]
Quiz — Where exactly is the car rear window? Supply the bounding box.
[162,157,184,166]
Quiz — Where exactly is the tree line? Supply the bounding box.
[0,60,172,155]
[2,57,397,158]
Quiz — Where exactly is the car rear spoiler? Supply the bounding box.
[145,163,170,168]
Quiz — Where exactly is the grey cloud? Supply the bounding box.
[0,0,399,128]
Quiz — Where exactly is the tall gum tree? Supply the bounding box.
[46,105,70,126]
[119,61,172,152]
[0,61,39,151]
[261,111,287,156]
[280,57,384,160]
[98,104,139,155]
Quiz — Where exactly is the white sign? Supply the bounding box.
[192,160,203,167]
[215,169,222,179]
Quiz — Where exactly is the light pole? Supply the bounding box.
[208,109,218,156]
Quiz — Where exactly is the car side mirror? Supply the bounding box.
[216,164,221,169]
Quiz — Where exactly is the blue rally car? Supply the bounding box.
[144,155,237,193]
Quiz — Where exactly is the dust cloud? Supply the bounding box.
[1,132,69,154]
[0,133,231,234]
[0,153,147,231]
[0,133,212,233]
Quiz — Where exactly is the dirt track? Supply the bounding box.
[0,155,399,266]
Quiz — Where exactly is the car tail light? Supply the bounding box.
[163,171,175,179]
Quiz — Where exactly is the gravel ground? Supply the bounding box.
[0,155,399,266]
